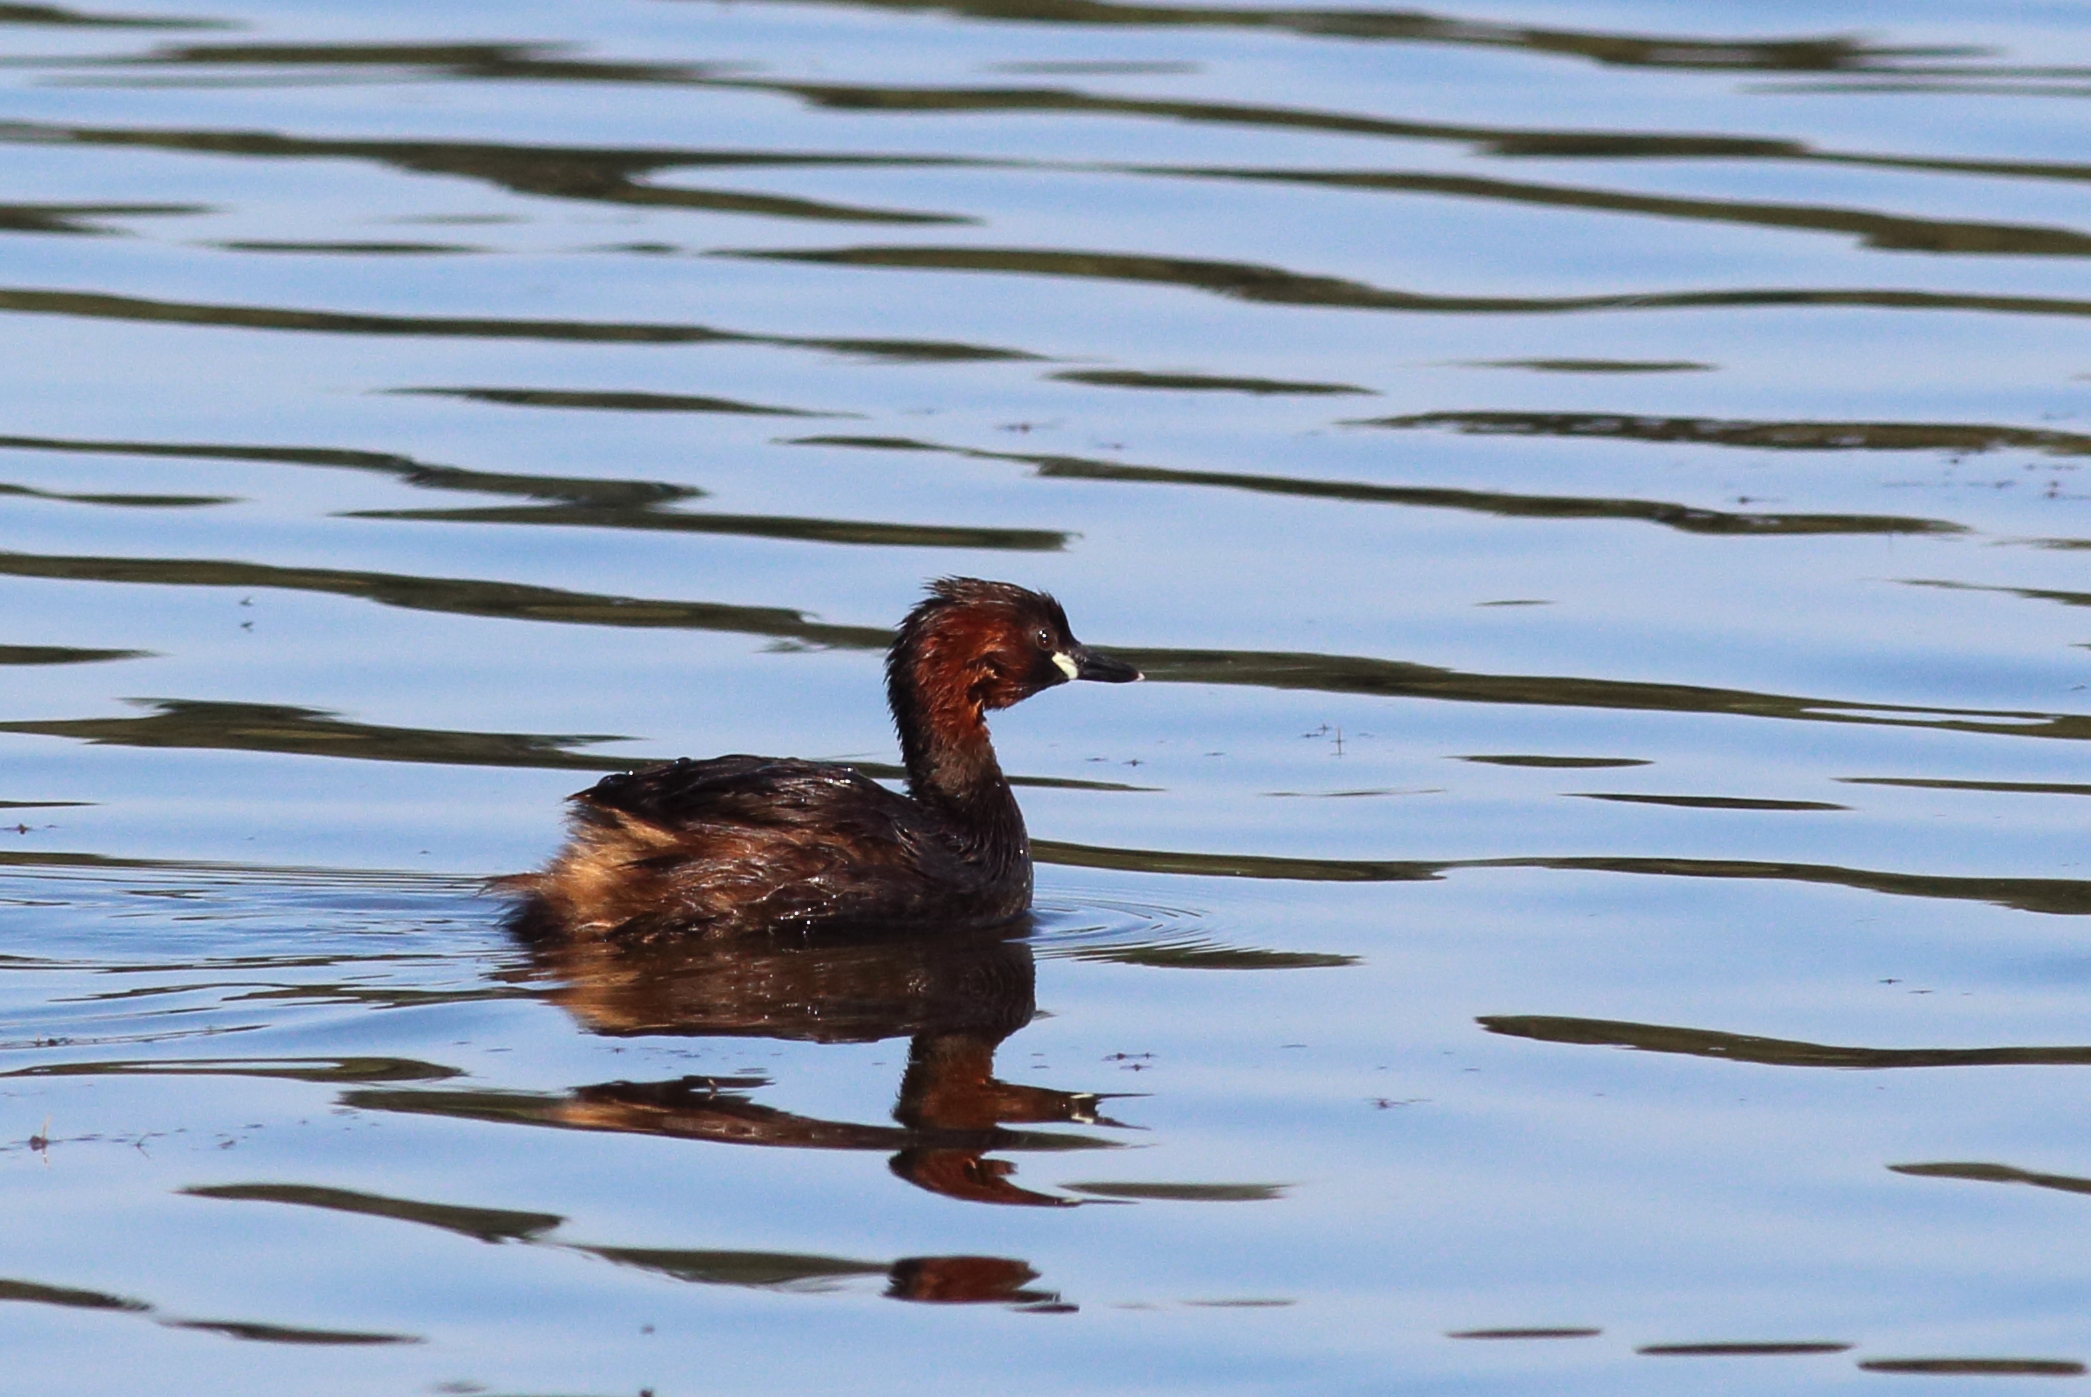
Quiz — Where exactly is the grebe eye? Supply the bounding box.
[1034,627,1054,649]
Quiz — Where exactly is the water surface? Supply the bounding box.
[4,1,2091,1392]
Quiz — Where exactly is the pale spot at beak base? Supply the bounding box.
[1051,652,1080,680]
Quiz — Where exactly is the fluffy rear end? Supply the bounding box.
[502,802,708,938]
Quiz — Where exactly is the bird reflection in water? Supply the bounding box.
[510,900,1127,1225]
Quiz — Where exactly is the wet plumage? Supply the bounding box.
[503,578,1139,938]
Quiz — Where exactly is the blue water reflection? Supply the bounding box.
[4,0,2091,1392]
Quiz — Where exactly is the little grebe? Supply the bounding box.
[507,578,1140,938]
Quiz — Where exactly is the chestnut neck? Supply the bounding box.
[886,627,1026,846]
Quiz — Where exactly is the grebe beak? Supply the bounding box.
[1064,644,1142,683]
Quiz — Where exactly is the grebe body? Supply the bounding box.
[507,578,1138,938]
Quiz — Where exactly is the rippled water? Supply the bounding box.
[4,0,2091,1391]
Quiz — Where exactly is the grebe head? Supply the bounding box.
[886,579,1138,803]
[890,578,1138,717]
